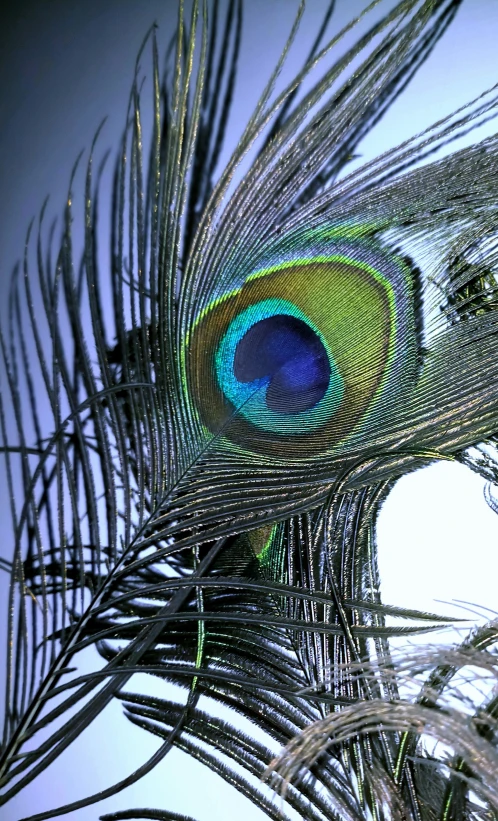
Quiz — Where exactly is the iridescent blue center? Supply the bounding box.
[215,298,344,434]
[233,315,331,414]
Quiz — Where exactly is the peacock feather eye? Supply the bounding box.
[215,298,344,431]
[187,227,418,458]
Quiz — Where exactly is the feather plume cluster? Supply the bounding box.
[2,1,498,819]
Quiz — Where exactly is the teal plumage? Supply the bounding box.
[3,1,498,819]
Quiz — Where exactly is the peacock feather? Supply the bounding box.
[2,1,498,819]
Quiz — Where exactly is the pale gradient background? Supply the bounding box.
[1,1,498,819]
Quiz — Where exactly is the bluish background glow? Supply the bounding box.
[1,1,498,819]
